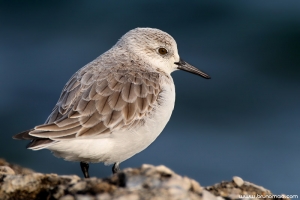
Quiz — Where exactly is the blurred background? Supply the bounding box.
[1,0,300,194]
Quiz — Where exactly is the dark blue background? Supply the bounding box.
[1,1,300,194]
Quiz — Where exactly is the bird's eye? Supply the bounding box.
[158,48,168,55]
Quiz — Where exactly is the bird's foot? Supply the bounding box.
[112,162,120,174]
[80,162,90,178]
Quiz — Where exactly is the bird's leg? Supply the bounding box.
[80,162,90,178]
[112,162,120,174]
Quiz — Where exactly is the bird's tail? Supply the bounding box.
[13,129,35,140]
[13,129,57,150]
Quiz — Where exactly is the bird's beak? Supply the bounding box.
[174,58,211,79]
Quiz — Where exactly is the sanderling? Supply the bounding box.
[13,28,210,178]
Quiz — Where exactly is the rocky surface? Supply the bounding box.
[0,159,34,175]
[0,159,289,200]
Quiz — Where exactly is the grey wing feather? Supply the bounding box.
[13,129,36,140]
[13,65,163,149]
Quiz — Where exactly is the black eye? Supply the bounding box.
[158,48,168,55]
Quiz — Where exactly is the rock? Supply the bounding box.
[59,194,75,200]
[0,160,206,200]
[0,166,15,175]
[232,176,244,187]
[0,158,34,175]
[205,179,283,200]
[0,159,288,200]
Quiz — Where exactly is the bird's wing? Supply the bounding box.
[15,65,162,146]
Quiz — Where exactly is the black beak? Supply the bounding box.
[174,58,211,79]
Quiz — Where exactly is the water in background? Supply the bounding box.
[1,1,300,194]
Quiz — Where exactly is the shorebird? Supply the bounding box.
[13,28,210,178]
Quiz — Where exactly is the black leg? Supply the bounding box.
[112,162,120,174]
[80,162,90,178]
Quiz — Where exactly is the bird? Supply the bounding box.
[13,27,210,178]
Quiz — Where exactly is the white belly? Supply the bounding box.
[48,80,175,165]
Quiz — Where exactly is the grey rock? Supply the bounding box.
[0,159,286,200]
[0,161,206,200]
